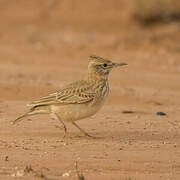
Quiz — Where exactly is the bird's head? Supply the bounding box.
[87,55,127,80]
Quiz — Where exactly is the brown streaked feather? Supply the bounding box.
[27,80,96,107]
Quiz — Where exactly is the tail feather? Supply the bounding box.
[12,107,35,125]
[12,113,29,125]
[12,106,49,125]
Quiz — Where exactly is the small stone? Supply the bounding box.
[122,110,135,114]
[5,156,8,161]
[156,111,167,116]
[15,170,25,177]
[62,172,70,177]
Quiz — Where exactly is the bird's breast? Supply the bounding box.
[50,82,109,122]
[50,102,103,122]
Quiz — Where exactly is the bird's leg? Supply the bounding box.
[71,121,96,138]
[50,113,67,139]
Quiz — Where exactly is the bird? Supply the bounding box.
[12,55,127,138]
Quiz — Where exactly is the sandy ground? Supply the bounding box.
[0,1,180,179]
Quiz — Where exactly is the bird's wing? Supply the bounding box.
[27,81,95,107]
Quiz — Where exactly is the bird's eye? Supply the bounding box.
[103,63,107,67]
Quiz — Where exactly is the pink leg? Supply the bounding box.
[51,113,67,139]
[71,121,98,138]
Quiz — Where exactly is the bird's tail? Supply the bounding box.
[12,113,29,125]
[12,105,49,125]
[12,107,35,125]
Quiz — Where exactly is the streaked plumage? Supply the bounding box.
[13,55,127,138]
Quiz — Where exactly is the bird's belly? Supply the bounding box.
[50,102,104,122]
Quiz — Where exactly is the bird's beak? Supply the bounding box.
[113,62,128,67]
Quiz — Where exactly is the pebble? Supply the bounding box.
[62,172,70,177]
[156,111,167,116]
[11,170,25,177]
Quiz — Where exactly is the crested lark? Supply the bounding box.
[13,55,127,138]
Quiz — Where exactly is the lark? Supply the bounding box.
[13,55,127,138]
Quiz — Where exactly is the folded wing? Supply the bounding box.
[27,81,95,107]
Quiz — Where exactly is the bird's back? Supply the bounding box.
[27,80,97,107]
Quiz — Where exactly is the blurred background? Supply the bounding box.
[0,0,180,103]
[1,2,180,179]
